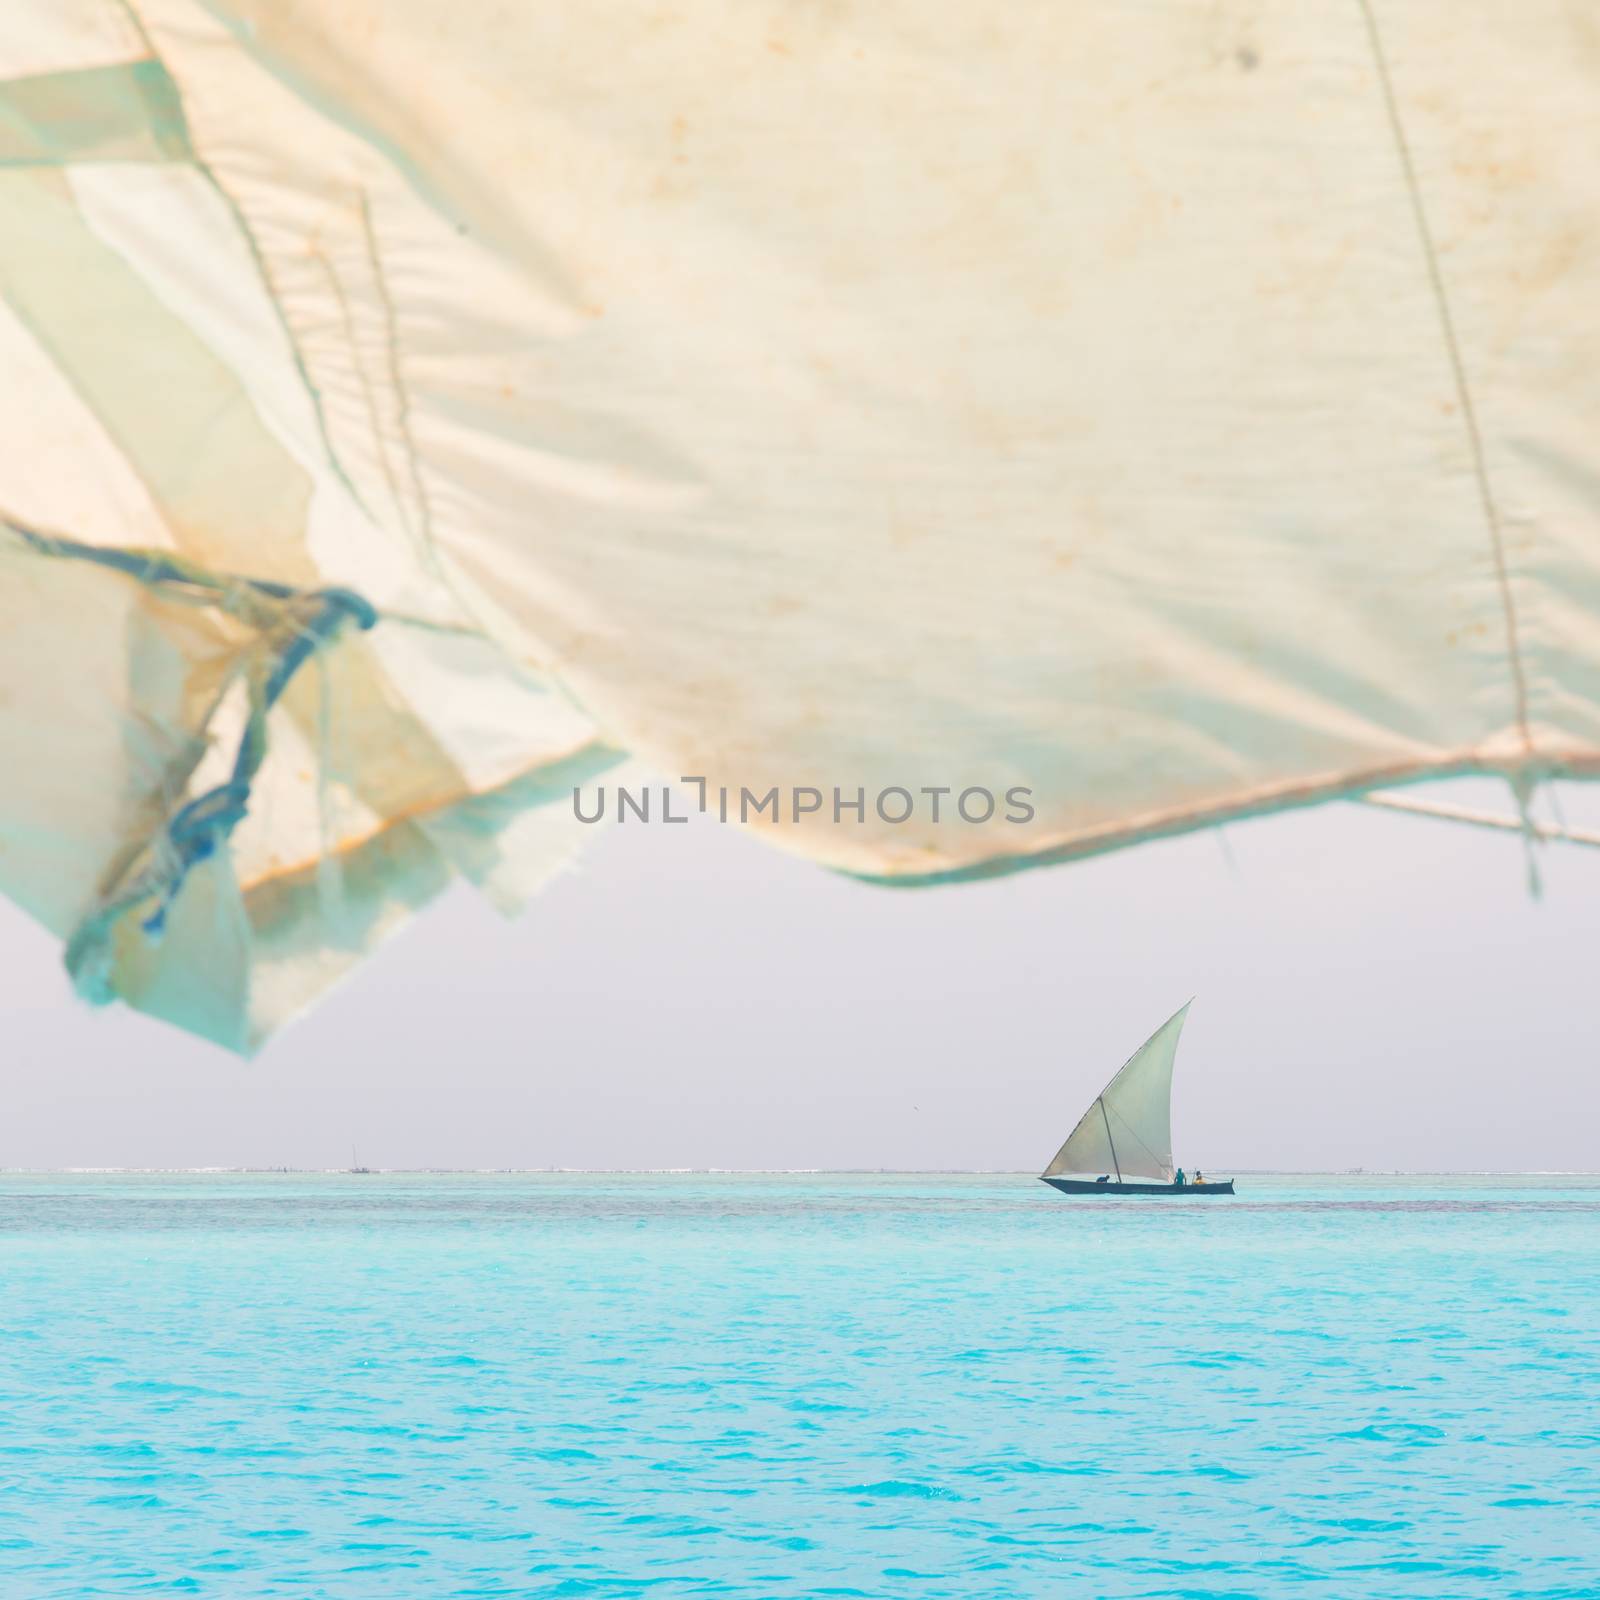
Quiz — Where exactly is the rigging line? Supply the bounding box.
[4,517,479,638]
[1105,1102,1167,1172]
[1356,0,1533,754]
[1359,790,1600,849]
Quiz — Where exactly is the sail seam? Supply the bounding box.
[1355,0,1532,756]
[116,0,371,518]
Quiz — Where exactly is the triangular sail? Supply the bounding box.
[1041,1003,1191,1182]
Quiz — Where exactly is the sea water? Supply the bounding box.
[1,1173,1596,1598]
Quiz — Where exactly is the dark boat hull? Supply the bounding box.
[1042,1177,1235,1196]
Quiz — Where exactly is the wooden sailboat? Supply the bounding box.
[1041,1003,1234,1196]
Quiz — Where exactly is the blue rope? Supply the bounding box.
[6,521,378,987]
[138,584,376,938]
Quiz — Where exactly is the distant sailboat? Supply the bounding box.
[1041,1003,1234,1197]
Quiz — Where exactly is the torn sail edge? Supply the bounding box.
[5,517,378,1002]
[3,521,1583,1009]
[3,516,625,1021]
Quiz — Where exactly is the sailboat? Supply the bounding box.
[1040,1003,1234,1197]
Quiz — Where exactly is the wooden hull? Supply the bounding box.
[1041,1177,1235,1196]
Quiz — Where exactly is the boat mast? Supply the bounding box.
[1097,1097,1122,1184]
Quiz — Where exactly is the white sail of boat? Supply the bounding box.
[1042,1004,1232,1196]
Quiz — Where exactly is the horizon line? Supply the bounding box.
[2,1166,1598,1178]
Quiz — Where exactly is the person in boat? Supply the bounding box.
[1096,1174,1111,1185]
[1195,1170,1206,1185]
[1174,1167,1186,1186]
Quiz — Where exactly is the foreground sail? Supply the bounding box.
[1041,1005,1233,1197]
[6,2,1600,1048]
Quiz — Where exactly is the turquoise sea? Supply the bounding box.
[1,1173,1597,1598]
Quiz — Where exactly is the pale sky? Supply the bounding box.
[3,776,1598,1172]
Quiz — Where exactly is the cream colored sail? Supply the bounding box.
[1043,1005,1191,1183]
[6,1,1600,1048]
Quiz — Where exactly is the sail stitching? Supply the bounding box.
[1355,0,1533,756]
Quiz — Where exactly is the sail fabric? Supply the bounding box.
[1043,1006,1190,1182]
[6,2,1600,1047]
